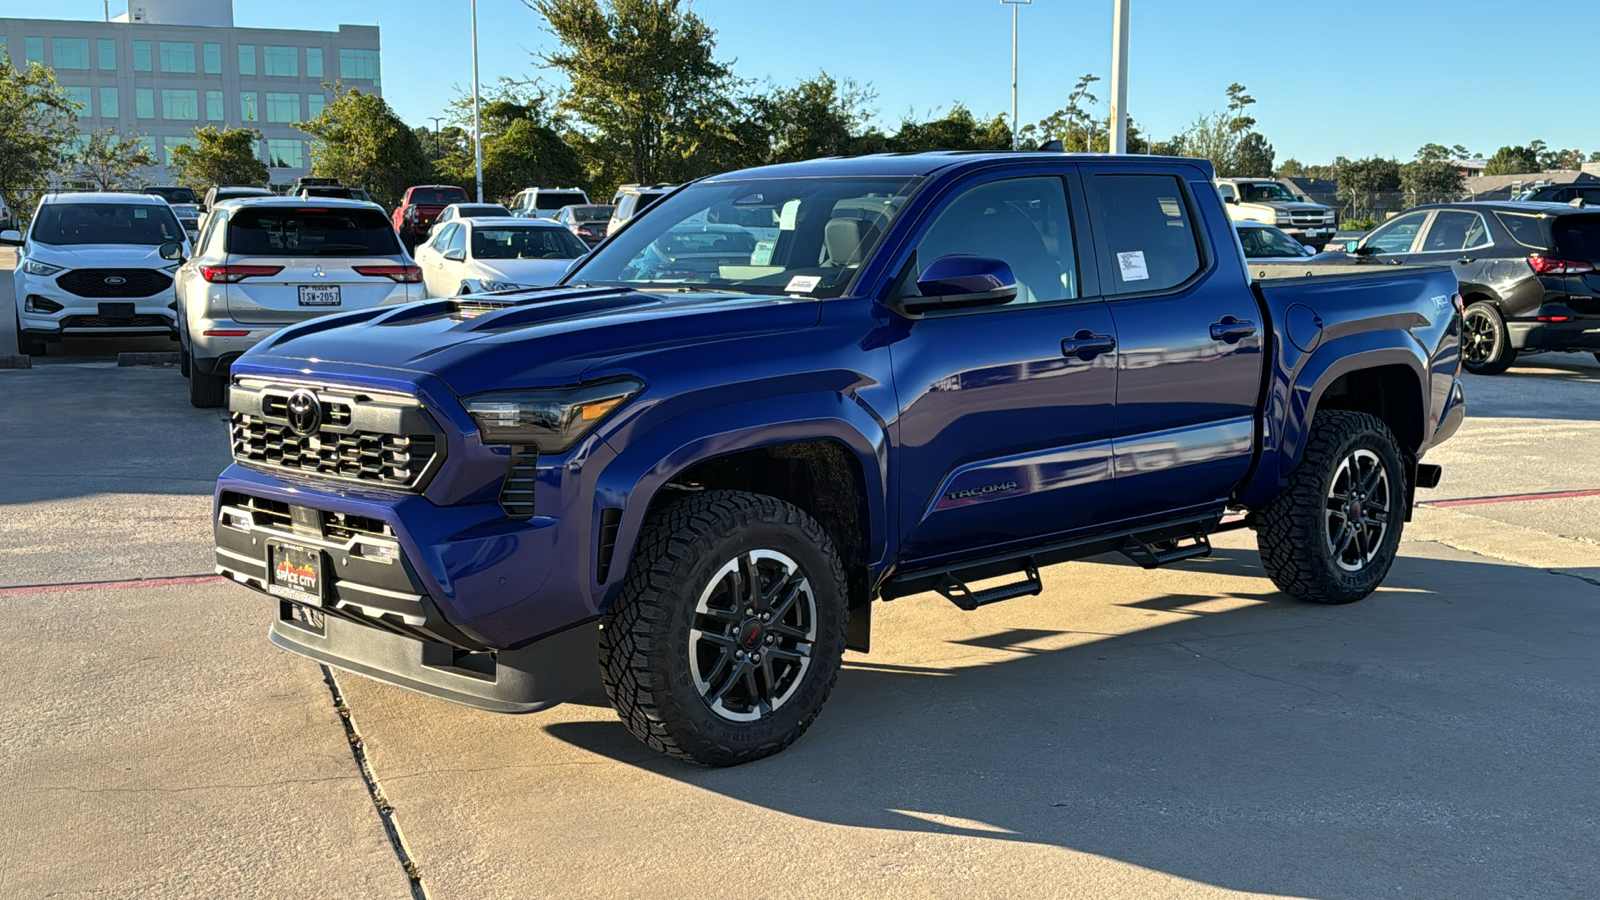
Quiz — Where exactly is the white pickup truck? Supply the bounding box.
[1217,178,1337,251]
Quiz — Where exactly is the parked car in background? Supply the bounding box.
[4,192,188,356]
[200,185,273,234]
[412,216,589,297]
[508,187,591,219]
[0,195,12,231]
[300,185,357,200]
[1511,183,1600,205]
[1347,200,1600,373]
[428,202,512,238]
[1236,222,1319,260]
[392,184,471,249]
[143,185,202,239]
[173,197,422,407]
[1217,178,1337,250]
[606,183,677,236]
[554,204,614,246]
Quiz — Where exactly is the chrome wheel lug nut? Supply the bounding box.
[736,651,745,660]
[765,635,774,645]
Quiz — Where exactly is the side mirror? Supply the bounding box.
[1223,196,1238,205]
[1303,244,1317,256]
[0,229,22,246]
[442,248,466,262]
[1344,240,1363,254]
[158,241,184,262]
[897,255,1018,316]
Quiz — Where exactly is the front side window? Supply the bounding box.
[162,89,198,121]
[226,207,400,256]
[306,47,323,78]
[430,223,458,252]
[1085,173,1203,294]
[471,226,590,260]
[203,43,221,74]
[98,38,116,70]
[133,40,151,71]
[53,38,90,69]
[1420,211,1490,253]
[445,224,467,256]
[238,44,256,75]
[265,92,300,124]
[263,46,297,76]
[159,41,195,73]
[30,202,184,246]
[265,139,302,168]
[897,176,1078,305]
[570,176,921,298]
[1364,211,1428,255]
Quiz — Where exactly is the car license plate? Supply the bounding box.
[298,285,342,307]
[267,541,324,606]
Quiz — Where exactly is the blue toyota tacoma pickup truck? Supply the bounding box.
[214,152,1465,765]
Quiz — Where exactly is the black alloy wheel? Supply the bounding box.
[1324,448,1391,573]
[1461,301,1515,375]
[688,549,817,722]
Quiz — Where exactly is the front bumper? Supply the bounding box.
[18,283,177,340]
[1280,226,1337,244]
[1507,318,1600,352]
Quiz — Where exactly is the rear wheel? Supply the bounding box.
[188,363,227,408]
[14,310,45,356]
[1462,301,1516,375]
[600,490,848,766]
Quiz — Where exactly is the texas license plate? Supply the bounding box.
[267,541,324,606]
[298,285,342,307]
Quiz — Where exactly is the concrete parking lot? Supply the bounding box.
[2,255,1598,899]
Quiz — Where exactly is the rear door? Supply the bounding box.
[1079,163,1265,522]
[1405,208,1495,288]
[224,205,410,324]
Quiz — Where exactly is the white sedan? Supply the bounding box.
[413,216,590,298]
[1236,222,1319,261]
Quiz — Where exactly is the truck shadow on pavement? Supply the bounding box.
[544,547,1599,900]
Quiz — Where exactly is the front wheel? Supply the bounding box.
[189,364,227,408]
[1462,301,1516,375]
[600,491,848,766]
[15,310,45,356]
[1256,410,1406,605]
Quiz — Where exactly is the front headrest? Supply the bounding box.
[824,217,867,266]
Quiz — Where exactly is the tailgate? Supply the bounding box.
[1551,214,1600,314]
[226,258,412,325]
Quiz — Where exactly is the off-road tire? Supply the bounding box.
[1462,301,1516,375]
[189,364,227,408]
[15,311,45,356]
[599,490,849,766]
[1256,410,1406,605]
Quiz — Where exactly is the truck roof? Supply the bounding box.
[701,151,1212,182]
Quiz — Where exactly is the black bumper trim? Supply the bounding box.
[1507,320,1600,351]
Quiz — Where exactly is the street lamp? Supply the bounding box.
[1110,0,1129,153]
[999,0,1033,150]
[470,0,484,202]
[427,116,446,156]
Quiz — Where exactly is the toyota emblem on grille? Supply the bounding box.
[104,276,127,285]
[285,389,322,436]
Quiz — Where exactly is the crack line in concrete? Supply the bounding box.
[320,665,430,900]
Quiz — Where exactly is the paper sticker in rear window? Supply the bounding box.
[1117,250,1150,282]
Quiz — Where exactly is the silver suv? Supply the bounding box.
[173,197,422,408]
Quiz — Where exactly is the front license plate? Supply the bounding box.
[268,541,324,606]
[298,285,342,307]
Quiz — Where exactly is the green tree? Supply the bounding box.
[1338,156,1401,193]
[1400,158,1464,197]
[1276,158,1306,178]
[529,0,736,186]
[1483,144,1542,176]
[297,88,430,205]
[1415,143,1453,163]
[72,128,157,190]
[1020,74,1103,152]
[1173,83,1271,177]
[168,126,268,192]
[1233,132,1275,177]
[1541,147,1585,171]
[754,72,875,164]
[888,104,1011,152]
[0,50,79,214]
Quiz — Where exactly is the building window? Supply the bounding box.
[306,47,323,79]
[136,88,154,119]
[265,92,300,124]
[206,90,223,120]
[53,39,91,70]
[64,86,92,111]
[238,44,256,75]
[25,37,44,65]
[266,139,303,169]
[263,46,298,77]
[98,38,116,70]
[338,48,380,84]
[133,40,151,71]
[139,135,158,162]
[203,43,221,74]
[159,41,195,73]
[165,136,195,161]
[99,87,119,118]
[240,91,259,122]
[306,93,325,118]
[163,89,199,121]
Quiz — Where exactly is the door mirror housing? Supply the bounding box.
[895,255,1018,316]
[1344,239,1374,255]
[158,241,185,262]
[0,229,22,246]
[442,247,466,262]
[1223,195,1238,205]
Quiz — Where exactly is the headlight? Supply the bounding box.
[22,259,63,276]
[1274,213,1293,225]
[464,378,644,452]
[479,280,525,292]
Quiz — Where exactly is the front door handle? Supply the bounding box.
[1210,316,1258,343]
[1457,257,1475,265]
[1061,330,1117,361]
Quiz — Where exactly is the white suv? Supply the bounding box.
[508,187,590,220]
[4,192,189,357]
[173,197,423,408]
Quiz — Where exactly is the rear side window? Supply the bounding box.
[227,207,399,256]
[411,188,469,206]
[1552,216,1600,262]
[1421,211,1490,252]
[1495,212,1550,250]
[1085,174,1202,294]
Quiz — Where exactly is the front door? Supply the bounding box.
[888,171,1119,566]
[1079,164,1266,522]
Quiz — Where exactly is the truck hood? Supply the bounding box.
[239,286,823,396]
[26,243,178,269]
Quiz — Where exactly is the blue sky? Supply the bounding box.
[21,0,1600,163]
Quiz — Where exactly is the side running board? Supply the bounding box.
[934,561,1043,611]
[1118,533,1212,569]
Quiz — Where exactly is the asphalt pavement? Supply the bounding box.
[2,255,1598,899]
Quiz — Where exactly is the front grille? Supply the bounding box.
[61,314,171,328]
[323,510,394,542]
[56,269,172,298]
[221,491,293,531]
[500,446,538,517]
[229,380,445,492]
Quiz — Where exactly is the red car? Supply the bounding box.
[392,185,471,248]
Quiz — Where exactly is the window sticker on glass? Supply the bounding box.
[1117,250,1149,282]
[785,274,821,293]
[779,199,801,231]
[135,209,149,219]
[751,240,776,266]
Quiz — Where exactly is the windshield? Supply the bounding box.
[411,188,469,206]
[1239,182,1298,203]
[31,202,185,246]
[471,226,589,260]
[568,176,923,298]
[144,186,198,204]
[569,205,613,222]
[1239,225,1308,259]
[227,207,400,256]
[457,205,510,218]
[535,191,587,210]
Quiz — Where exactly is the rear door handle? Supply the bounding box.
[1210,317,1257,343]
[1061,330,1116,361]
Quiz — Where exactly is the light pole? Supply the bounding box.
[1000,0,1033,150]
[427,116,446,156]
[470,0,484,201]
[1110,0,1130,153]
